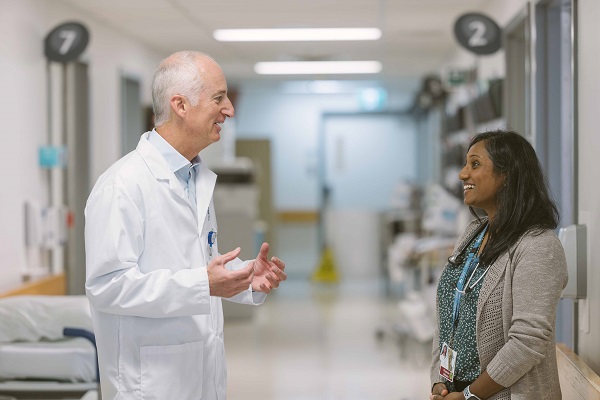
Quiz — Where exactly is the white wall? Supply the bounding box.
[0,0,162,291]
[234,84,415,210]
[233,85,417,281]
[0,0,49,290]
[576,0,600,373]
[323,114,417,210]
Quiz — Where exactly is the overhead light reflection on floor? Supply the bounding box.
[224,280,431,400]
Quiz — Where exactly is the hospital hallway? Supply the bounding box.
[224,280,431,400]
[5,1,600,399]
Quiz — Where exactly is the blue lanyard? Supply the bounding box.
[451,226,487,334]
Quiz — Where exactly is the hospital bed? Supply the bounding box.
[0,295,98,400]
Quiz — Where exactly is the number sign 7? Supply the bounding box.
[44,22,90,63]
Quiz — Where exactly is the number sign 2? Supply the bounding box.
[454,13,501,55]
[44,22,90,63]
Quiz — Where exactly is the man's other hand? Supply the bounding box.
[249,242,287,293]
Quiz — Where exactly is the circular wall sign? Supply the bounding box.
[44,22,90,63]
[454,13,501,55]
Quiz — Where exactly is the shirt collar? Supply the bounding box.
[147,129,201,174]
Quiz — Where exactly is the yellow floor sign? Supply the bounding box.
[311,246,340,282]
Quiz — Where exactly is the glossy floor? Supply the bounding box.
[224,280,431,400]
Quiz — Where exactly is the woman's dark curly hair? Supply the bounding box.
[468,130,559,266]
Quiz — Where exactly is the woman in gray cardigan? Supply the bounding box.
[430,130,568,400]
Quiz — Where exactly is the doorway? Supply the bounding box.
[121,75,144,155]
[235,139,275,254]
[320,112,417,280]
[534,0,577,350]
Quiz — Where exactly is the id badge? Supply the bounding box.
[207,229,217,261]
[439,342,457,382]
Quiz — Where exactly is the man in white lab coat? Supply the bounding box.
[85,51,286,400]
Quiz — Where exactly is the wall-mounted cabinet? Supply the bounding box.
[440,79,506,197]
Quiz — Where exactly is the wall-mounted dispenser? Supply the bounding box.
[558,224,587,299]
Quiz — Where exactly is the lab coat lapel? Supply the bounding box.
[136,133,188,201]
[195,162,216,233]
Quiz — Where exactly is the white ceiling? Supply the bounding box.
[61,0,492,87]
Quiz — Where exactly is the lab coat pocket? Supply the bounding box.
[140,341,203,400]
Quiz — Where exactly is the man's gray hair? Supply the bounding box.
[152,51,211,127]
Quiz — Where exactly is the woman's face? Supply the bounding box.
[458,140,505,220]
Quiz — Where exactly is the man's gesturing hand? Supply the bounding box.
[250,242,287,294]
[207,247,254,298]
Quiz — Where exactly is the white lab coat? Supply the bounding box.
[85,133,265,400]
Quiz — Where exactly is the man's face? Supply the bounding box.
[186,61,234,147]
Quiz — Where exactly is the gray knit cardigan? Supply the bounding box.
[430,220,568,400]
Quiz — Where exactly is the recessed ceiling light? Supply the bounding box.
[214,28,382,42]
[254,61,382,75]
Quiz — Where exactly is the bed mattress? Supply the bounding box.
[0,338,96,383]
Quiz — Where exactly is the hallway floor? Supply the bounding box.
[224,280,431,400]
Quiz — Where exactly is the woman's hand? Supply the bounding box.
[430,382,449,400]
[431,393,465,400]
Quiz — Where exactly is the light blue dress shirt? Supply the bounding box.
[147,129,200,207]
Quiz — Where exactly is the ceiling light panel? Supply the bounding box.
[214,28,381,42]
[254,61,382,75]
